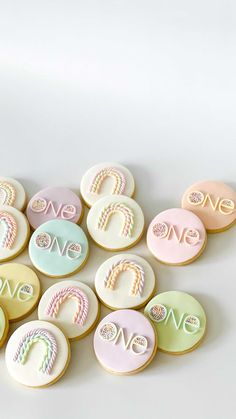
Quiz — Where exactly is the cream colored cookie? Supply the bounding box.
[0,177,26,211]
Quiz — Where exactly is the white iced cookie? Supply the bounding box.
[5,320,70,388]
[95,254,156,310]
[87,195,145,251]
[0,177,26,211]
[80,162,135,207]
[38,280,100,340]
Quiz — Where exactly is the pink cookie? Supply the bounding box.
[147,208,207,265]
[26,187,83,229]
[93,309,157,375]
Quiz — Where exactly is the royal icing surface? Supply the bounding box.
[182,180,236,232]
[0,177,26,211]
[95,254,156,309]
[0,305,8,346]
[5,320,70,387]
[26,186,83,229]
[29,220,89,277]
[38,280,99,340]
[0,263,40,321]
[93,309,156,374]
[80,162,135,207]
[0,205,29,262]
[147,208,206,265]
[87,195,144,250]
[144,291,206,353]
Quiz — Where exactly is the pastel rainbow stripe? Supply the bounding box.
[0,182,16,206]
[97,203,134,237]
[0,211,17,249]
[13,328,57,374]
[46,286,89,326]
[89,167,126,195]
[104,259,145,296]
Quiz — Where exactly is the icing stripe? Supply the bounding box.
[104,259,145,296]
[0,211,17,249]
[89,167,126,195]
[97,203,134,237]
[0,182,16,206]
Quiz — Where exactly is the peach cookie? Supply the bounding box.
[38,280,99,340]
[95,254,156,310]
[5,320,70,387]
[87,195,144,251]
[0,177,26,211]
[80,162,135,207]
[147,208,206,265]
[0,305,9,347]
[26,186,83,230]
[0,205,30,262]
[182,180,236,232]
[144,291,206,354]
[0,263,40,322]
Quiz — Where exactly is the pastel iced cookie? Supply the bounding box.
[144,291,206,354]
[94,309,157,375]
[26,186,83,230]
[87,195,144,251]
[80,162,135,207]
[38,280,99,340]
[5,320,70,387]
[182,180,236,232]
[147,208,206,265]
[0,177,26,211]
[0,305,9,348]
[0,263,40,322]
[95,254,156,310]
[29,219,89,277]
[0,205,30,262]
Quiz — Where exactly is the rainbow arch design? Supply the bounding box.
[46,287,89,326]
[104,259,145,296]
[89,167,126,195]
[0,182,16,206]
[97,203,134,237]
[13,328,57,374]
[0,211,17,249]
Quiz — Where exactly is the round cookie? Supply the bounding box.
[0,177,26,211]
[26,186,83,230]
[147,208,207,265]
[94,309,157,375]
[181,180,236,233]
[144,291,206,354]
[0,304,9,348]
[87,195,144,251]
[95,254,156,310]
[38,280,99,340]
[80,162,135,207]
[5,320,70,387]
[29,219,89,278]
[0,205,30,262]
[0,263,40,322]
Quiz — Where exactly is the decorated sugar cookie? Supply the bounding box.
[5,320,70,387]
[95,254,156,310]
[87,195,144,251]
[0,205,30,262]
[147,208,207,265]
[144,291,206,354]
[38,280,99,340]
[94,309,157,375]
[29,219,89,277]
[80,162,135,207]
[0,263,40,322]
[182,180,236,232]
[0,304,9,347]
[0,177,26,211]
[26,186,83,230]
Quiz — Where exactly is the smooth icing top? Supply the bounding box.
[95,254,156,309]
[80,162,135,207]
[147,208,206,265]
[144,291,206,353]
[87,195,144,251]
[29,219,89,277]
[181,180,236,231]
[26,186,83,229]
[0,177,26,211]
[0,305,7,342]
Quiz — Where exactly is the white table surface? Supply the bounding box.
[0,1,235,418]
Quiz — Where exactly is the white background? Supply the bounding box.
[0,1,235,418]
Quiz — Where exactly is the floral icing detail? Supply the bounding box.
[31,198,47,212]
[152,222,168,238]
[187,191,204,205]
[99,322,117,341]
[104,259,145,296]
[0,211,17,249]
[97,203,134,237]
[0,182,16,206]
[35,232,52,249]
[89,167,126,195]
[149,304,167,322]
[184,315,200,327]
